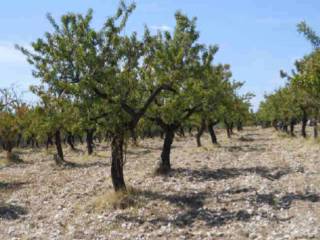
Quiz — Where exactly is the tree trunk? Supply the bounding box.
[160,131,164,139]
[227,128,231,138]
[46,134,53,150]
[111,133,126,192]
[76,135,83,144]
[224,120,232,138]
[196,119,205,147]
[237,120,243,131]
[272,120,278,131]
[178,127,185,137]
[290,120,295,137]
[314,121,318,139]
[130,127,138,146]
[230,122,234,134]
[54,130,65,164]
[16,134,22,148]
[159,128,175,174]
[30,138,35,148]
[67,134,76,150]
[86,129,94,155]
[208,121,218,144]
[302,109,308,138]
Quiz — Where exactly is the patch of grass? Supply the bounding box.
[86,186,143,212]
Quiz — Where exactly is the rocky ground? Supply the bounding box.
[0,127,320,240]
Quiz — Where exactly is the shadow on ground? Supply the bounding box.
[0,181,29,190]
[172,166,295,181]
[222,144,267,152]
[0,204,28,220]
[115,186,319,228]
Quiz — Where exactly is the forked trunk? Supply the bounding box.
[111,133,126,192]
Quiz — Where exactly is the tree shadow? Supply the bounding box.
[0,204,28,220]
[115,189,294,228]
[114,186,319,230]
[172,166,293,181]
[222,144,266,152]
[0,181,29,190]
[60,161,109,169]
[217,187,320,210]
[254,192,320,210]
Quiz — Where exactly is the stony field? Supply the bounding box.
[1,127,320,240]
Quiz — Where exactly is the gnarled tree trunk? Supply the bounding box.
[158,127,175,174]
[54,130,65,165]
[111,133,126,192]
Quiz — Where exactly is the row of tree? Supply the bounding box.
[257,21,320,138]
[1,1,252,192]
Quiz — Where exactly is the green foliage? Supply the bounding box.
[0,88,28,160]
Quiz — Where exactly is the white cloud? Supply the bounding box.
[0,41,29,64]
[150,25,173,32]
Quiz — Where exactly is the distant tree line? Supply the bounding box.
[257,21,320,139]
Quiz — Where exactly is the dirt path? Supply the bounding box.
[0,127,320,239]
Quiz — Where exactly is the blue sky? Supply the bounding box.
[0,0,319,110]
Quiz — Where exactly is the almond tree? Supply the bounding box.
[19,2,175,192]
[145,12,220,173]
[0,88,26,161]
